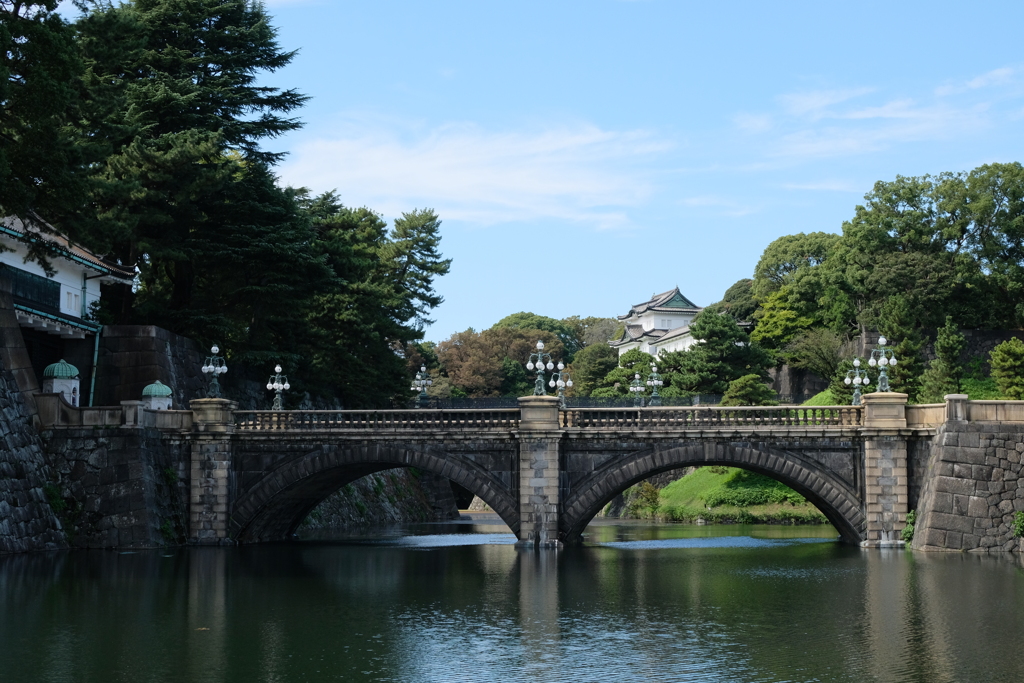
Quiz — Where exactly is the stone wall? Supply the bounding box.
[43,427,189,548]
[913,421,1024,552]
[94,325,206,409]
[299,468,459,532]
[0,350,66,554]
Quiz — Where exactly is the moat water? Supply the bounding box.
[2,516,1024,683]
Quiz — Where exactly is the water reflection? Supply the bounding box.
[1,521,1023,682]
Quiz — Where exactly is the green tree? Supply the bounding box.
[784,328,847,384]
[752,232,839,301]
[493,312,579,359]
[720,375,778,406]
[705,278,758,322]
[749,288,814,351]
[919,316,966,402]
[561,315,622,349]
[0,1,85,233]
[568,342,618,397]
[591,348,654,397]
[657,310,773,396]
[379,208,451,329]
[990,337,1024,400]
[73,0,307,320]
[877,296,925,399]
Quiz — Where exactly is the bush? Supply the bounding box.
[901,509,916,543]
[720,374,778,406]
[990,337,1024,399]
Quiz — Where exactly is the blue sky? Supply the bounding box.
[256,0,1024,342]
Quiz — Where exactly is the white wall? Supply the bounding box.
[0,240,100,318]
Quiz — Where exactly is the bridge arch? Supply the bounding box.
[560,442,866,544]
[229,442,519,542]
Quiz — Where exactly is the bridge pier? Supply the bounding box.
[516,396,563,549]
[189,399,236,544]
[861,393,910,547]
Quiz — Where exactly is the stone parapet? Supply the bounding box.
[862,392,908,429]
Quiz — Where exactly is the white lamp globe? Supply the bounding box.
[853,358,861,367]
[526,362,534,370]
[854,377,862,385]
[889,356,898,366]
[546,361,554,370]
[549,380,556,387]
[557,362,564,370]
[275,364,282,373]
[878,336,887,346]
[266,383,273,390]
[845,377,852,385]
[284,382,290,390]
[869,358,877,367]
[536,340,544,350]
[211,345,219,354]
[864,377,871,385]
[219,366,227,374]
[878,357,888,367]
[566,380,573,387]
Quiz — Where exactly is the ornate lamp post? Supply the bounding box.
[410,365,433,408]
[201,343,228,398]
[548,362,572,408]
[526,341,554,396]
[843,358,871,406]
[647,363,664,407]
[266,364,290,410]
[629,372,646,407]
[868,336,898,392]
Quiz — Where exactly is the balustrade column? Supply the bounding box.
[516,396,563,548]
[189,398,238,544]
[861,392,909,546]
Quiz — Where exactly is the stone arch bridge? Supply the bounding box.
[165,393,937,548]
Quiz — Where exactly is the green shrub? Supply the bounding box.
[901,509,916,543]
[990,337,1024,399]
[720,374,778,406]
[1013,511,1024,538]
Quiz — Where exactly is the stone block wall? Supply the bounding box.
[43,427,189,548]
[913,421,1024,552]
[94,325,206,409]
[0,354,66,554]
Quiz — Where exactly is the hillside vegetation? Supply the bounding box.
[617,467,829,525]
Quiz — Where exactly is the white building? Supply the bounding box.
[1,216,134,404]
[609,287,703,357]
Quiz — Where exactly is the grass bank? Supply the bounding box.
[617,466,829,525]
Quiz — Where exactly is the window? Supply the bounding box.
[66,292,73,310]
[74,294,80,313]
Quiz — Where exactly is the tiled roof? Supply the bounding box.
[617,286,700,320]
[1,216,135,281]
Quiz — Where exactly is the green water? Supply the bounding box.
[2,516,1023,682]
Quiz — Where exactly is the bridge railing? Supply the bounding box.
[559,405,862,429]
[233,408,521,431]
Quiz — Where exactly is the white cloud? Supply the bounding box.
[782,180,860,192]
[777,87,874,118]
[936,66,1019,96]
[279,117,670,229]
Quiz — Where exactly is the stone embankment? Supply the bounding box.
[914,416,1024,552]
[0,357,65,554]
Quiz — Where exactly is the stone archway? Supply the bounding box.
[560,442,866,544]
[229,442,520,543]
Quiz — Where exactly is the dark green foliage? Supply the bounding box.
[877,296,926,399]
[720,374,778,406]
[499,356,532,397]
[1014,511,1024,538]
[657,310,773,395]
[706,278,758,322]
[901,509,916,543]
[784,328,847,383]
[920,316,966,402]
[493,312,579,359]
[591,348,654,397]
[0,1,86,231]
[990,337,1024,400]
[568,342,618,397]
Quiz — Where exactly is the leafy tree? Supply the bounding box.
[877,296,926,399]
[705,279,758,322]
[568,342,619,397]
[656,310,773,396]
[591,348,654,397]
[493,312,579,359]
[751,232,838,303]
[990,337,1024,400]
[0,1,85,233]
[919,316,966,402]
[561,315,622,349]
[436,327,564,398]
[749,288,813,351]
[72,0,308,319]
[379,208,451,329]
[720,375,778,406]
[784,328,847,384]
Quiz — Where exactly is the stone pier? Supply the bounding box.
[189,399,236,544]
[516,396,562,548]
